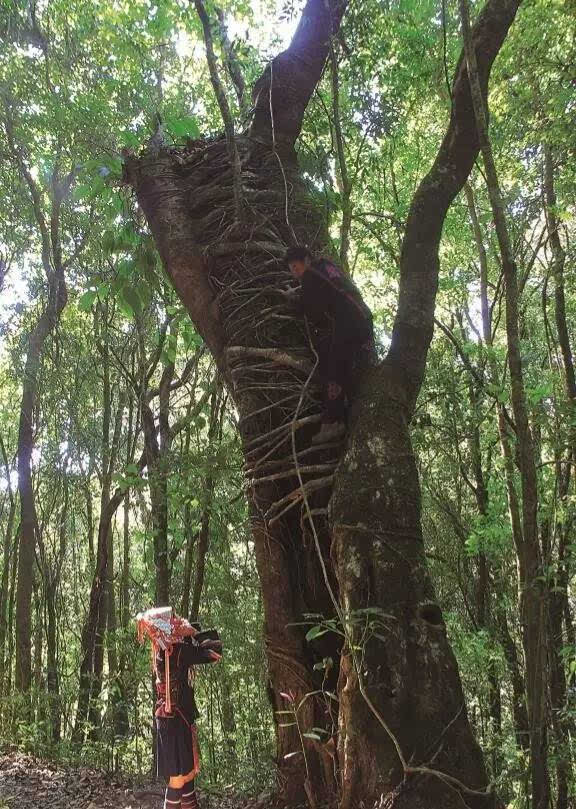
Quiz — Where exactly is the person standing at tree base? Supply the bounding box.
[137,608,222,809]
[284,246,374,444]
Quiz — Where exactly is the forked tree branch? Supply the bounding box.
[385,0,522,417]
[250,0,348,145]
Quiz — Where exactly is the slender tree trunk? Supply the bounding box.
[181,521,197,619]
[32,591,42,711]
[15,277,67,703]
[461,4,549,804]
[40,472,69,744]
[180,403,196,619]
[74,484,133,742]
[116,396,135,740]
[466,181,531,767]
[0,438,16,698]
[494,601,530,752]
[190,388,221,620]
[543,144,574,809]
[104,392,127,741]
[106,522,120,733]
[75,317,129,742]
[86,314,113,740]
[6,525,19,709]
[139,336,177,607]
[84,479,95,571]
[467,382,502,774]
[548,542,571,809]
[45,580,60,742]
[220,676,238,766]
[142,404,169,606]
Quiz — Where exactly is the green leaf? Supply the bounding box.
[78,290,97,312]
[122,286,142,316]
[165,115,201,139]
[163,346,177,364]
[122,131,141,148]
[305,625,329,642]
[302,732,321,741]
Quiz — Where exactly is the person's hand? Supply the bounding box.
[201,638,223,652]
[278,286,299,300]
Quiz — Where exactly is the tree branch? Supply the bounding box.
[249,0,348,145]
[215,7,248,117]
[385,0,522,416]
[193,0,243,221]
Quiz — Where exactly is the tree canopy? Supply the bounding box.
[0,0,575,807]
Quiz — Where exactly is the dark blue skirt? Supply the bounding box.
[156,715,198,778]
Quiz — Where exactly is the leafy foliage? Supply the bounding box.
[0,0,575,803]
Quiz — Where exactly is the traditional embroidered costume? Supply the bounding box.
[137,607,222,809]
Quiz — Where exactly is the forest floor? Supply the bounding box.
[0,754,263,809]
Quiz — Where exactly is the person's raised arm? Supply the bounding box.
[182,635,222,666]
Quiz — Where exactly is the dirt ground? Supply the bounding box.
[0,754,266,809]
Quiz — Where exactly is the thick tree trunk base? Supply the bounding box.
[380,777,499,809]
[127,127,493,809]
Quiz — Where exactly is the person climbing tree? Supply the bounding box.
[137,608,222,809]
[284,246,374,444]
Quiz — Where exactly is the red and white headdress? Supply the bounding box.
[137,606,197,650]
[136,606,197,713]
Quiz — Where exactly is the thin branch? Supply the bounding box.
[193,0,243,222]
[215,7,248,117]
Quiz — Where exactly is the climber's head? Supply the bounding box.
[285,245,313,279]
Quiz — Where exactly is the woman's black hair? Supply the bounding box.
[284,245,313,264]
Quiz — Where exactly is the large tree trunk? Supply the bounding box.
[128,135,342,806]
[332,384,490,809]
[126,0,522,804]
